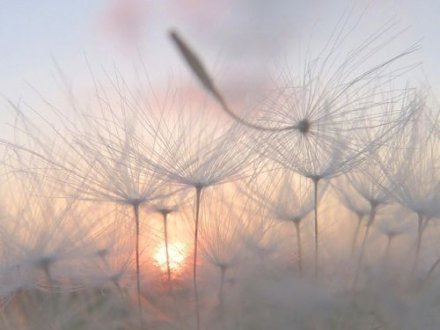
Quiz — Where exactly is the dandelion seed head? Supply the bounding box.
[109,272,123,283]
[96,248,108,259]
[297,119,311,134]
[291,216,302,224]
[125,197,144,207]
[35,256,54,270]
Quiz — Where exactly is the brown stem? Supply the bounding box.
[218,265,227,327]
[162,212,172,284]
[350,213,364,260]
[384,235,393,261]
[353,202,377,288]
[425,257,440,281]
[412,212,425,274]
[193,186,203,330]
[133,203,142,320]
[294,221,303,276]
[313,178,320,280]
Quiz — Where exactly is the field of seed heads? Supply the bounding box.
[1,6,440,330]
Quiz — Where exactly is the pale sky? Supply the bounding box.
[0,0,439,106]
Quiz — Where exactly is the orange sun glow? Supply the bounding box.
[153,242,186,272]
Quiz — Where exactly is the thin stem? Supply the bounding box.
[133,203,142,320]
[193,186,203,330]
[383,235,394,264]
[161,211,183,329]
[412,212,425,274]
[41,262,57,314]
[41,261,53,289]
[353,202,377,288]
[425,258,440,281]
[162,212,172,284]
[313,178,320,280]
[294,221,303,276]
[218,265,227,328]
[350,214,364,260]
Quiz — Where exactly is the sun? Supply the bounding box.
[154,242,186,273]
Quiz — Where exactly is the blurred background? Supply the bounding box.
[1,0,439,101]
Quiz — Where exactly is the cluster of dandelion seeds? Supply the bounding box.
[2,11,440,330]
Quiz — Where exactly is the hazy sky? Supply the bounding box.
[1,0,439,103]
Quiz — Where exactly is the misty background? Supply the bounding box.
[1,0,439,103]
